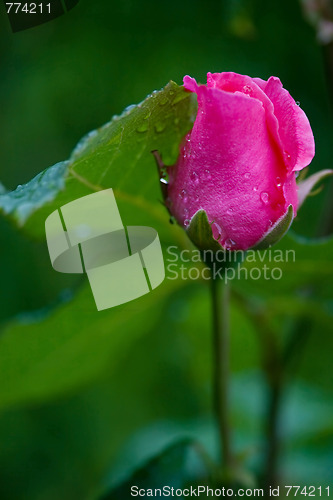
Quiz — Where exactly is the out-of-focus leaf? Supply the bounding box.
[237,232,333,298]
[297,169,333,208]
[0,280,184,410]
[100,440,211,500]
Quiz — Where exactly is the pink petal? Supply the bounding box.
[183,75,199,93]
[260,77,315,171]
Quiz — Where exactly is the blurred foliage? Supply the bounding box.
[0,0,333,499]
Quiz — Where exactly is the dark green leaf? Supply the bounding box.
[100,440,211,500]
[0,82,197,242]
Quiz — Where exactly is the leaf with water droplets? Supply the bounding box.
[0,81,197,237]
[0,162,68,224]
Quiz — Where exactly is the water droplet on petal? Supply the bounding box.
[204,169,211,180]
[284,151,291,161]
[296,101,300,106]
[184,207,189,216]
[242,85,253,95]
[260,192,270,205]
[184,219,190,227]
[226,208,233,216]
[223,238,236,250]
[179,189,188,203]
[244,172,251,180]
[253,186,258,192]
[190,171,199,184]
[194,192,199,202]
[276,177,282,189]
[211,222,222,241]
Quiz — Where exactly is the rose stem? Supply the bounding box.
[211,276,233,470]
[231,288,282,487]
[265,378,282,489]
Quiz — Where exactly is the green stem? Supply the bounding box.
[211,277,233,469]
[265,378,282,489]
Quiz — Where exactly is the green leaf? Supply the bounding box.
[0,82,197,240]
[0,280,185,410]
[100,440,211,500]
[238,232,333,297]
[0,82,198,408]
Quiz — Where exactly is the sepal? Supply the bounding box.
[187,209,244,273]
[252,204,294,250]
[297,169,333,208]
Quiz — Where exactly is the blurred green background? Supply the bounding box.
[0,0,332,499]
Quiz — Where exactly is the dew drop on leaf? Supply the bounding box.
[154,122,166,133]
[159,96,168,106]
[136,122,148,133]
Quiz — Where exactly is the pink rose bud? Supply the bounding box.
[166,72,316,251]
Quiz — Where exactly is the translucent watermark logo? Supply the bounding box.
[3,0,80,33]
[165,246,296,283]
[45,189,165,310]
